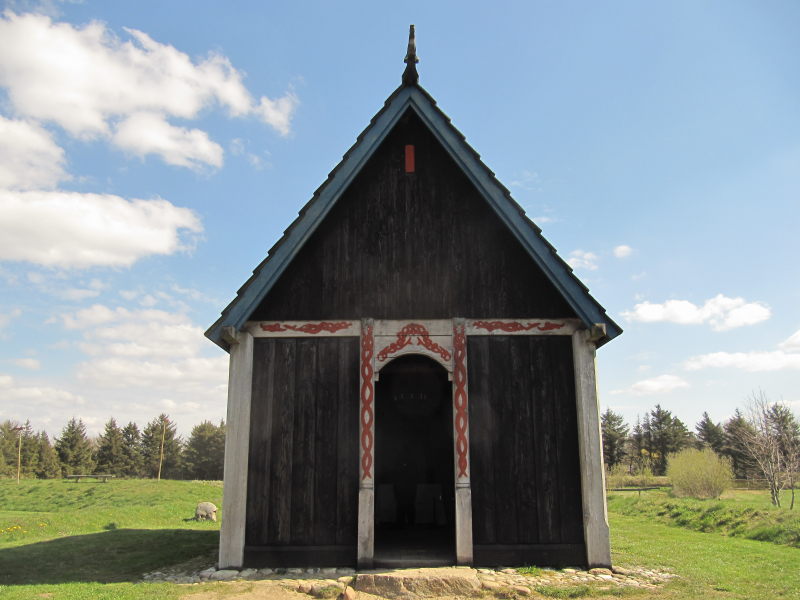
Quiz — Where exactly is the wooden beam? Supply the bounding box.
[372,319,452,336]
[588,323,607,343]
[246,320,360,338]
[221,326,239,346]
[466,318,580,336]
[219,329,254,568]
[571,330,611,568]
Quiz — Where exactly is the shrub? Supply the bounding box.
[668,448,733,499]
[605,464,661,489]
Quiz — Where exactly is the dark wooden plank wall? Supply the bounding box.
[468,335,585,566]
[252,109,576,321]
[246,337,359,566]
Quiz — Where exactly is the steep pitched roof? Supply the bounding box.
[206,55,622,351]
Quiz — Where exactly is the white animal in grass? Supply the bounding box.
[195,501,218,522]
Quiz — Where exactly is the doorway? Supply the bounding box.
[374,354,455,566]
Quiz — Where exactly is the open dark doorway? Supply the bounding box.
[374,354,455,567]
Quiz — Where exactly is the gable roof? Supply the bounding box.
[206,70,622,351]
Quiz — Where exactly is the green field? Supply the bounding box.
[608,488,800,548]
[1,480,799,599]
[0,479,222,599]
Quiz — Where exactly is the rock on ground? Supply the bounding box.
[353,567,481,599]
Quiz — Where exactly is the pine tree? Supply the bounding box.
[695,412,725,453]
[626,416,646,474]
[19,420,40,477]
[141,414,183,479]
[601,409,629,469]
[183,420,226,480]
[646,405,692,475]
[120,422,144,478]
[722,410,755,479]
[95,418,126,475]
[36,432,61,479]
[55,418,95,476]
[0,421,21,478]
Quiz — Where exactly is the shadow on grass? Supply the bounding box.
[0,528,218,585]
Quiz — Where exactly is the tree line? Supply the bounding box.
[602,392,800,507]
[0,415,225,481]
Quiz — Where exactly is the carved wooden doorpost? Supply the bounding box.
[452,318,474,564]
[357,319,375,568]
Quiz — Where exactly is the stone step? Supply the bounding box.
[353,567,481,599]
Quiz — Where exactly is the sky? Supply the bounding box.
[0,0,798,438]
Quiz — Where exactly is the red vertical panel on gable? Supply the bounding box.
[405,144,415,173]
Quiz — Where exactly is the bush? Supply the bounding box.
[668,448,733,499]
[605,464,661,489]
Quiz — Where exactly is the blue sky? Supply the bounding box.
[0,0,798,437]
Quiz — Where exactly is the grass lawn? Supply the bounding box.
[610,511,800,599]
[608,488,800,548]
[0,479,222,599]
[1,480,798,599]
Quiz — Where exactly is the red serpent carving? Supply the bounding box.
[471,320,564,333]
[453,323,469,478]
[260,321,352,334]
[377,323,451,362]
[360,323,374,480]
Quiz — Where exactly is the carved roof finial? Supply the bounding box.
[402,24,419,85]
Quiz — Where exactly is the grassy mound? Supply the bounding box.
[0,479,221,589]
[607,489,800,548]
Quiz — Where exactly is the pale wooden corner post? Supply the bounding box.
[452,319,474,565]
[219,326,254,569]
[571,328,611,568]
[357,319,375,568]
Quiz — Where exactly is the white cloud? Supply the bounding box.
[779,329,800,352]
[613,244,633,258]
[113,112,223,169]
[509,169,541,191]
[10,302,229,436]
[612,374,690,396]
[23,272,107,300]
[0,116,67,189]
[60,303,228,391]
[567,249,599,271]
[82,321,204,359]
[77,355,227,389]
[0,307,22,327]
[254,92,299,137]
[0,373,84,407]
[0,12,298,168]
[0,190,202,268]
[138,294,159,308]
[622,294,770,331]
[230,137,267,170]
[171,284,216,303]
[12,358,41,370]
[685,351,800,372]
[60,287,102,301]
[685,328,800,372]
[61,304,117,329]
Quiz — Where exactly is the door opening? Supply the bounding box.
[374,354,455,566]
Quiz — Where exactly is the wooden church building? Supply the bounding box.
[206,27,621,570]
